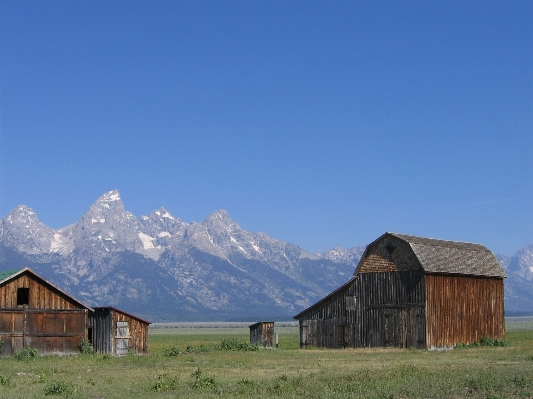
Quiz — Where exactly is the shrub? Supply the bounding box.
[152,374,179,391]
[220,337,260,351]
[44,380,73,396]
[526,354,533,361]
[0,338,4,354]
[191,368,216,389]
[0,374,10,386]
[79,338,94,354]
[456,336,508,349]
[163,345,181,357]
[480,336,509,347]
[15,347,39,361]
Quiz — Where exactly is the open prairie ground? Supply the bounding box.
[0,320,531,399]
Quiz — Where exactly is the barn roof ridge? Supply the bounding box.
[388,232,488,250]
[366,232,506,278]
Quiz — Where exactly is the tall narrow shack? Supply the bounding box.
[249,321,275,347]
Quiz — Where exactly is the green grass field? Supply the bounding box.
[0,321,531,399]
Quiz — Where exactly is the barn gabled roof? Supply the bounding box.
[360,232,506,278]
[0,267,94,310]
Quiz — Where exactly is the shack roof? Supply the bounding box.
[0,267,94,310]
[92,306,151,325]
[248,321,274,329]
[359,232,506,278]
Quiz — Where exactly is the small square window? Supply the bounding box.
[17,288,29,306]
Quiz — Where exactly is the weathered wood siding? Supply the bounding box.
[0,271,83,309]
[357,235,423,273]
[249,322,275,347]
[425,274,505,349]
[0,271,88,356]
[88,308,112,354]
[298,271,426,349]
[0,308,87,356]
[89,308,149,355]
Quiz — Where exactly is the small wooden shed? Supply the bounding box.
[0,268,92,356]
[294,233,506,350]
[88,307,150,355]
[249,321,275,347]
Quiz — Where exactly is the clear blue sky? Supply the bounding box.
[1,0,531,256]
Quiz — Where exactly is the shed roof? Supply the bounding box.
[0,267,94,310]
[361,232,506,278]
[92,306,151,325]
[248,321,274,329]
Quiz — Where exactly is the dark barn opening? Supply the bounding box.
[17,288,29,306]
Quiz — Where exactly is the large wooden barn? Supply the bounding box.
[294,233,506,350]
[0,268,92,356]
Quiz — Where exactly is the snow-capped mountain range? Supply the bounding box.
[0,190,531,320]
[0,190,365,321]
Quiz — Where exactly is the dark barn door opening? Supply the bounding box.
[383,308,410,348]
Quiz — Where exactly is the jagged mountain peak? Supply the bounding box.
[205,209,233,223]
[1,205,55,255]
[4,204,39,222]
[99,190,121,202]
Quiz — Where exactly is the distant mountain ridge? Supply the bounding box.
[0,190,531,320]
[0,190,364,321]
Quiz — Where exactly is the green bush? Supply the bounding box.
[44,380,73,396]
[0,374,10,386]
[0,338,4,354]
[163,345,181,356]
[480,335,509,347]
[152,374,179,391]
[15,347,39,361]
[79,338,94,354]
[191,368,216,389]
[456,336,509,349]
[220,337,260,351]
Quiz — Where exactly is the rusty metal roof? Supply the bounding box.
[387,233,506,278]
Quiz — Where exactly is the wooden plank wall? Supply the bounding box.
[88,308,113,354]
[298,271,427,349]
[357,271,426,349]
[113,310,149,355]
[0,272,82,309]
[425,274,505,349]
[0,309,87,356]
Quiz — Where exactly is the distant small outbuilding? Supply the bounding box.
[88,307,151,355]
[249,321,275,347]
